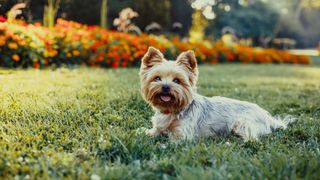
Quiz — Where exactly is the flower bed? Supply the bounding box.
[0,19,310,68]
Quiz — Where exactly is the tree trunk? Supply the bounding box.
[100,0,107,28]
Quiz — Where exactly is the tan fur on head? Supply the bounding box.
[176,50,198,87]
[139,47,198,113]
[140,47,164,70]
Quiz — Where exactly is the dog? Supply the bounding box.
[139,47,295,141]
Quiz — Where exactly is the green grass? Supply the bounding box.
[311,56,320,66]
[0,64,320,179]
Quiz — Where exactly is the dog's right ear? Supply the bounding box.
[141,47,164,69]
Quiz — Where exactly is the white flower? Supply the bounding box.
[135,127,148,135]
[90,174,101,180]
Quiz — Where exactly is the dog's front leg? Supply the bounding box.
[146,127,161,136]
[145,113,172,137]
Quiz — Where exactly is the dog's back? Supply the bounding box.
[185,95,294,140]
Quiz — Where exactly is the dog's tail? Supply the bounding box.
[273,115,296,129]
[270,115,297,130]
[282,115,297,126]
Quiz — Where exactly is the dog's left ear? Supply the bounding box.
[176,50,198,87]
[176,50,198,74]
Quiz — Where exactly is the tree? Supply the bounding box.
[43,0,60,28]
[63,0,100,25]
[205,0,279,45]
[132,0,171,30]
[100,0,107,28]
[269,0,320,47]
[170,0,193,36]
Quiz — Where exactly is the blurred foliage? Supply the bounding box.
[0,0,319,47]
[61,0,100,25]
[131,0,170,30]
[170,0,193,36]
[271,0,320,48]
[189,10,208,43]
[301,0,320,9]
[0,19,310,69]
[206,0,320,47]
[206,0,279,45]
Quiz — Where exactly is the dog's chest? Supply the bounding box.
[167,115,197,140]
[167,117,180,132]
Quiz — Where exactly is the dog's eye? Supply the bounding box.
[155,76,161,81]
[173,78,180,84]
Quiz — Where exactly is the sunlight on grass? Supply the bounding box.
[0,65,319,179]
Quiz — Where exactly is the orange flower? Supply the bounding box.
[18,40,26,46]
[0,19,311,68]
[43,59,48,65]
[0,37,6,46]
[8,42,18,49]
[66,53,72,58]
[11,54,20,62]
[49,50,58,57]
[72,50,80,56]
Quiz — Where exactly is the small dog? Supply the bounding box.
[139,47,295,141]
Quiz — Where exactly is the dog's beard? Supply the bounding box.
[142,82,193,113]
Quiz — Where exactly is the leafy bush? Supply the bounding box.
[0,19,311,68]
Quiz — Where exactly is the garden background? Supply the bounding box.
[0,0,319,179]
[0,0,319,68]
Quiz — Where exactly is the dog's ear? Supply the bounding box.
[141,47,164,69]
[176,50,198,74]
[176,50,198,87]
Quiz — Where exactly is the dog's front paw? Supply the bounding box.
[145,128,160,137]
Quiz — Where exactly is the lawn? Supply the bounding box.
[0,64,319,179]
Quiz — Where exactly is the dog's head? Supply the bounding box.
[139,47,198,113]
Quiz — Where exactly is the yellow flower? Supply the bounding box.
[8,42,18,49]
[29,42,37,49]
[11,54,20,62]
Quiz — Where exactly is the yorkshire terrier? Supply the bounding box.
[139,47,295,141]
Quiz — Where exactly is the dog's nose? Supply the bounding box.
[162,85,170,93]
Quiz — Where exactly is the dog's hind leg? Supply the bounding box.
[231,120,259,141]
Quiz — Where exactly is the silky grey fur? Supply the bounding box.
[148,93,295,141]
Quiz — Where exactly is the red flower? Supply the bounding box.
[121,61,128,67]
[111,61,119,68]
[114,53,120,61]
[33,62,40,69]
[0,16,6,22]
[122,53,130,60]
[227,54,235,62]
[210,59,218,64]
